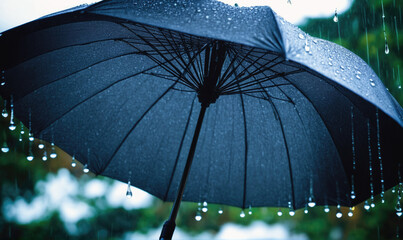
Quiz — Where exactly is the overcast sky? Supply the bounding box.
[0,0,353,32]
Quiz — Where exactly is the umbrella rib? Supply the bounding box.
[256,83,297,210]
[163,96,196,201]
[231,55,297,208]
[121,24,201,90]
[14,50,158,101]
[238,85,249,210]
[97,82,179,175]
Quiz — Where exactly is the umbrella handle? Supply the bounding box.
[159,105,207,240]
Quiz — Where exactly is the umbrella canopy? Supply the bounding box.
[1,0,403,238]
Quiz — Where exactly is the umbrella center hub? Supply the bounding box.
[197,41,227,107]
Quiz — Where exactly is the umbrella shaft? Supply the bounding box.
[160,104,207,240]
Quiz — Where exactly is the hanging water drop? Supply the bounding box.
[370,79,376,87]
[42,150,47,161]
[195,209,202,221]
[333,9,338,23]
[348,207,354,217]
[20,122,24,135]
[1,70,5,86]
[1,102,7,118]
[393,187,396,193]
[370,197,375,208]
[288,201,295,216]
[126,181,133,199]
[202,201,208,213]
[240,210,245,218]
[248,205,252,215]
[324,205,330,213]
[308,196,316,207]
[38,142,45,149]
[304,205,309,214]
[71,156,77,167]
[26,152,34,161]
[277,208,283,216]
[364,200,370,211]
[1,142,9,153]
[49,142,57,159]
[350,190,356,199]
[218,208,223,215]
[83,164,89,173]
[336,205,342,218]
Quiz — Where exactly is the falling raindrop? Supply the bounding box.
[367,120,375,204]
[240,210,245,218]
[1,142,9,153]
[202,201,208,213]
[83,164,89,173]
[42,150,47,161]
[248,205,252,215]
[126,181,133,199]
[1,70,5,86]
[348,207,354,217]
[218,208,223,215]
[71,156,77,167]
[1,100,7,118]
[28,111,34,142]
[351,107,356,200]
[324,205,330,213]
[8,97,16,131]
[376,109,385,203]
[385,40,390,54]
[277,208,283,216]
[333,9,338,23]
[364,200,370,211]
[195,209,202,221]
[336,205,342,218]
[49,142,57,159]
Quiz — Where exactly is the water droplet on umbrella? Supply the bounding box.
[202,201,208,212]
[83,164,89,173]
[348,207,354,217]
[370,79,376,87]
[333,9,338,23]
[195,209,202,221]
[240,210,245,218]
[126,181,133,199]
[364,200,370,211]
[298,33,305,40]
[336,205,342,218]
[1,142,9,153]
[304,39,310,52]
[324,205,330,213]
[277,209,283,216]
[71,156,77,167]
[218,208,223,214]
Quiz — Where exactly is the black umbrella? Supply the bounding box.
[1,0,402,239]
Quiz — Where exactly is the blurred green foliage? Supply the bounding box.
[1,0,402,239]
